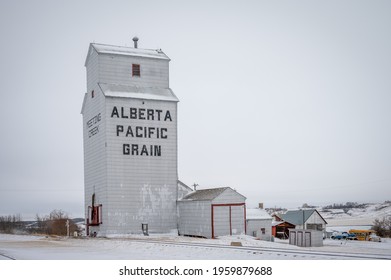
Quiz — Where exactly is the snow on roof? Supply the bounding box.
[91,43,170,60]
[181,187,230,201]
[246,208,272,220]
[99,83,179,102]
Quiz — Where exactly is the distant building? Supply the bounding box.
[280,209,327,231]
[246,205,272,241]
[178,187,246,238]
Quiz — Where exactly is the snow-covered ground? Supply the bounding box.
[0,232,390,260]
[1,203,390,260]
[320,201,391,226]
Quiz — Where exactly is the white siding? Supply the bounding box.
[230,205,245,235]
[246,219,272,241]
[98,54,169,88]
[212,188,246,204]
[177,201,211,238]
[103,98,178,234]
[213,206,230,237]
[83,44,178,236]
[177,183,193,200]
[82,85,107,233]
[306,212,326,226]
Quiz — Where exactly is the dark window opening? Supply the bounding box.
[91,90,94,98]
[132,64,140,77]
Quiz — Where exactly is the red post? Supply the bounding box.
[229,206,232,236]
[211,205,215,239]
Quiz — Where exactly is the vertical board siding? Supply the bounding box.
[230,205,245,235]
[213,206,230,237]
[177,201,211,238]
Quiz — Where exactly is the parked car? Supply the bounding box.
[331,232,347,240]
[368,234,381,242]
[331,232,357,240]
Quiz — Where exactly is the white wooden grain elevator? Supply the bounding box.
[81,38,179,236]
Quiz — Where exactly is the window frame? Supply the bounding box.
[132,64,141,77]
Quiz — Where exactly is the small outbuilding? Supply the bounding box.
[246,206,272,241]
[288,228,324,247]
[272,220,295,239]
[178,187,246,239]
[280,209,327,232]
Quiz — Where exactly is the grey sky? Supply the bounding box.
[0,0,390,219]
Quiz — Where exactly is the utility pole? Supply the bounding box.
[65,220,70,238]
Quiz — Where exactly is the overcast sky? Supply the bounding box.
[0,0,390,219]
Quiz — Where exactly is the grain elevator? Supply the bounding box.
[81,38,179,236]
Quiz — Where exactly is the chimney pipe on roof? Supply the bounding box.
[132,36,139,48]
[258,203,264,209]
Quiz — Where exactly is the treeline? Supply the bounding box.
[0,210,80,236]
[372,217,391,237]
[32,210,79,236]
[323,202,367,210]
[0,214,23,233]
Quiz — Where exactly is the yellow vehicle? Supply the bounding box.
[348,229,377,241]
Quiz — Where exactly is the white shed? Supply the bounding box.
[246,208,272,241]
[288,229,324,247]
[178,187,246,238]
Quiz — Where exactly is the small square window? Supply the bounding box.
[132,64,140,77]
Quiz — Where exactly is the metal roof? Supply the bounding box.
[280,209,327,225]
[91,43,170,60]
[98,83,179,102]
[181,187,230,201]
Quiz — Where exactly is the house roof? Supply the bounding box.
[98,83,179,102]
[181,187,230,201]
[246,208,272,220]
[280,209,327,225]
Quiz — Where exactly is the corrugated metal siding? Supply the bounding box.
[177,201,211,238]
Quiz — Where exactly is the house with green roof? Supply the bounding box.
[280,209,327,231]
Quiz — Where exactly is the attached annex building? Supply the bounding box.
[178,187,247,239]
